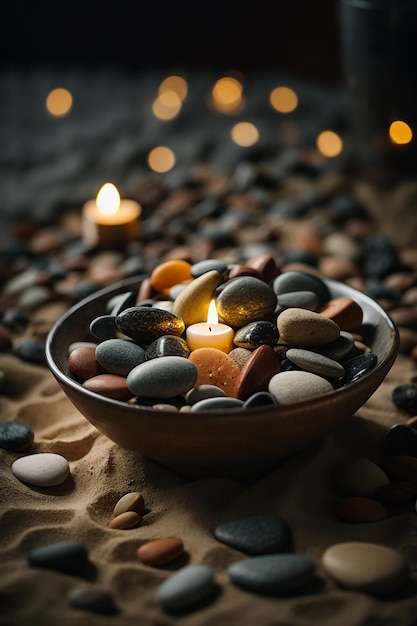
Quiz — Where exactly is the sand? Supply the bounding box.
[1,338,417,625]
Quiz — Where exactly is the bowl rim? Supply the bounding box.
[45,273,400,420]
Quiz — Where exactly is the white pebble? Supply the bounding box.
[12,452,70,487]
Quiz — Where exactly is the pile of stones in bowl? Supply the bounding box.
[67,256,378,411]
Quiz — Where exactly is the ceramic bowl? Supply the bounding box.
[46,275,399,479]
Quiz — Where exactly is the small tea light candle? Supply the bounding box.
[82,183,141,249]
[186,300,234,353]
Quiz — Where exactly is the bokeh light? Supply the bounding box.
[389,120,413,145]
[159,75,188,102]
[211,76,244,114]
[46,88,73,117]
[316,130,343,157]
[147,146,176,173]
[230,122,259,147]
[152,90,182,120]
[269,86,298,113]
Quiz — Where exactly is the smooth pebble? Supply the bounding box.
[83,374,133,400]
[137,538,184,566]
[68,586,118,614]
[95,338,145,375]
[277,308,340,346]
[214,515,289,555]
[108,511,142,529]
[268,370,334,404]
[127,356,197,398]
[0,421,34,451]
[116,307,185,343]
[184,384,226,404]
[340,353,378,385]
[216,276,277,327]
[332,457,390,496]
[145,335,190,360]
[272,270,330,306]
[228,553,316,595]
[113,492,145,517]
[28,540,89,576]
[12,452,70,487]
[172,269,224,326]
[322,541,409,594]
[382,423,417,457]
[233,320,279,349]
[191,397,244,411]
[285,348,344,379]
[234,344,282,401]
[156,564,215,612]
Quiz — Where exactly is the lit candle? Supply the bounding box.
[186,300,234,353]
[82,183,141,249]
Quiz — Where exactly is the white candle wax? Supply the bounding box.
[82,183,141,249]
[186,300,234,353]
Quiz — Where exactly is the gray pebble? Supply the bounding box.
[272,270,330,306]
[0,421,34,451]
[285,348,345,379]
[126,356,197,398]
[214,515,289,555]
[228,553,316,595]
[268,371,334,404]
[191,397,244,412]
[191,259,228,277]
[12,452,70,487]
[156,564,215,612]
[311,331,354,360]
[95,338,145,376]
[89,315,117,340]
[185,384,226,404]
[68,586,118,614]
[28,541,89,576]
[276,290,319,312]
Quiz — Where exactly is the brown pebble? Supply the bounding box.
[188,348,241,398]
[136,538,184,565]
[398,327,417,355]
[373,482,417,505]
[319,297,363,331]
[389,307,417,330]
[335,497,389,522]
[136,277,158,303]
[68,346,106,380]
[277,308,340,346]
[108,511,142,529]
[246,254,279,283]
[227,265,262,280]
[319,257,359,281]
[234,344,281,400]
[113,492,145,517]
[83,374,134,401]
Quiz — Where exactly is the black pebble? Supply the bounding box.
[392,384,417,415]
[382,423,417,458]
[68,586,119,614]
[340,353,378,385]
[13,339,46,365]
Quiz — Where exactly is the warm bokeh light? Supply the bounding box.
[46,88,73,117]
[316,130,343,157]
[389,120,413,145]
[269,86,298,113]
[152,90,182,120]
[230,122,259,147]
[147,146,176,173]
[211,76,244,114]
[159,75,188,102]
[96,183,120,215]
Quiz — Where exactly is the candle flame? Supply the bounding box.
[207,299,218,324]
[96,183,120,216]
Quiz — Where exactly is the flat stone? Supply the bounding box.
[277,308,340,347]
[116,307,185,344]
[214,515,289,555]
[95,338,146,376]
[216,276,277,327]
[12,452,70,487]
[322,541,409,594]
[268,370,334,404]
[68,586,118,614]
[228,553,316,595]
[332,457,390,496]
[156,564,215,611]
[127,356,197,398]
[0,422,34,451]
[28,540,89,576]
[312,331,354,360]
[276,290,319,312]
[286,348,345,379]
[137,538,184,566]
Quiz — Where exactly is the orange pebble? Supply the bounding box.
[137,538,184,566]
[149,259,193,293]
[188,348,241,398]
[319,296,363,331]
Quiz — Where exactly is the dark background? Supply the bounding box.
[0,0,342,83]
